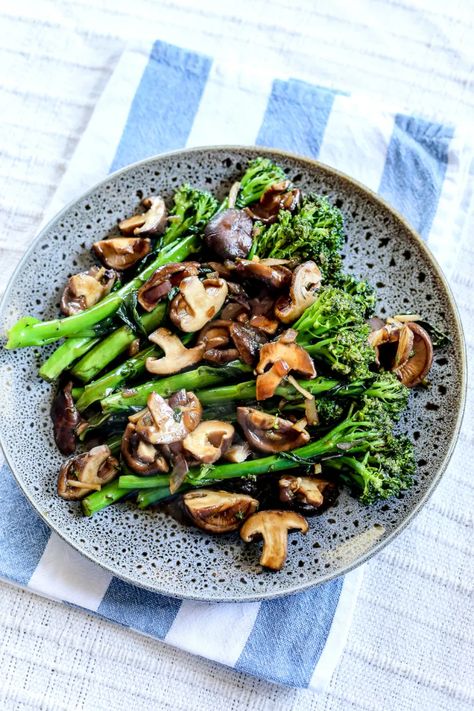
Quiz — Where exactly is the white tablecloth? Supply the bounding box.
[0,1,473,709]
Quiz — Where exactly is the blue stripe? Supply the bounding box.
[111,40,212,172]
[236,577,343,687]
[97,577,182,638]
[0,465,51,585]
[379,114,453,239]
[257,79,340,158]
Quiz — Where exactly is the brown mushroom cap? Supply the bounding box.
[92,237,151,270]
[121,423,169,475]
[169,276,229,332]
[146,328,205,375]
[204,209,253,260]
[60,266,116,316]
[137,262,199,312]
[51,381,82,455]
[274,261,322,324]
[234,259,292,290]
[58,444,119,500]
[245,181,301,224]
[240,510,309,570]
[394,322,433,386]
[237,407,310,454]
[255,339,316,400]
[119,196,167,235]
[182,420,235,464]
[183,490,259,533]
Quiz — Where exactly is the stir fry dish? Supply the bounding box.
[6,157,442,570]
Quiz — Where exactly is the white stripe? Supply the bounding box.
[44,45,151,221]
[318,94,394,191]
[426,129,473,278]
[165,599,260,666]
[27,532,112,611]
[308,567,364,691]
[186,62,273,148]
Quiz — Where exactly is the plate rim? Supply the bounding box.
[0,145,467,602]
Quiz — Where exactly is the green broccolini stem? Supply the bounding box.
[75,345,158,412]
[118,475,170,490]
[101,361,252,413]
[39,337,101,382]
[71,302,166,383]
[6,234,199,349]
[81,480,131,517]
[137,485,189,509]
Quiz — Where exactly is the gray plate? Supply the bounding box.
[0,146,466,602]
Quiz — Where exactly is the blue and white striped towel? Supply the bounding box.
[0,39,471,690]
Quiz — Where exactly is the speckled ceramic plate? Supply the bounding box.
[0,147,466,602]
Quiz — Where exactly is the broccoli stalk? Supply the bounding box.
[75,345,158,412]
[101,361,252,413]
[39,336,101,382]
[69,301,166,384]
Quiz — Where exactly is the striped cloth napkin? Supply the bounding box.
[0,39,470,690]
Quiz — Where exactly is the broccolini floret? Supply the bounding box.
[249,193,344,279]
[236,157,287,208]
[163,184,219,245]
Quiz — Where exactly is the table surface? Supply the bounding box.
[0,1,473,709]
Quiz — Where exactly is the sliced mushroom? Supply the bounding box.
[369,319,433,386]
[58,444,119,500]
[274,261,322,324]
[278,476,337,514]
[135,391,202,445]
[392,324,414,369]
[183,490,259,533]
[229,322,268,366]
[196,319,238,364]
[394,322,433,386]
[169,276,228,332]
[240,510,309,570]
[234,259,292,290]
[121,423,169,475]
[237,407,310,454]
[256,339,316,400]
[118,196,167,235]
[146,328,205,375]
[92,237,151,270]
[182,420,235,464]
[245,181,301,223]
[248,292,279,334]
[51,381,82,455]
[204,209,253,260]
[168,389,203,433]
[137,262,199,312]
[60,266,116,316]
